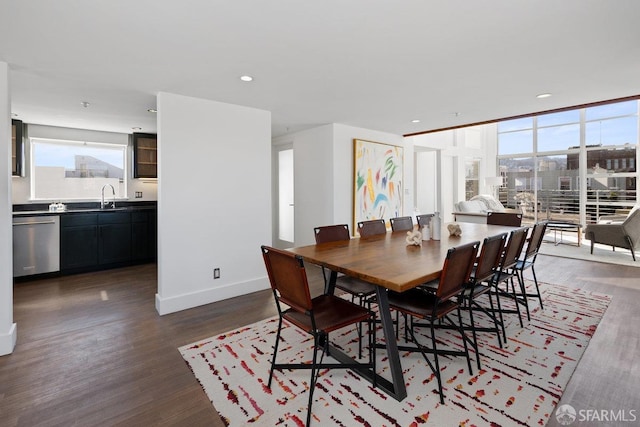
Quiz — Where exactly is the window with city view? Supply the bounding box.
[465,158,480,200]
[30,138,127,201]
[497,100,638,224]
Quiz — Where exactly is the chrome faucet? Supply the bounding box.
[101,184,116,209]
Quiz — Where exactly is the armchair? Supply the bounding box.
[584,208,640,261]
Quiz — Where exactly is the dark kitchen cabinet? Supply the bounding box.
[60,208,156,274]
[148,209,157,258]
[12,119,23,176]
[132,133,157,178]
[60,214,99,270]
[98,212,131,265]
[131,211,150,261]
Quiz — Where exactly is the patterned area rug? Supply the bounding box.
[179,281,610,426]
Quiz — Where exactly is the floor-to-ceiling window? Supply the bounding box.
[497,99,638,224]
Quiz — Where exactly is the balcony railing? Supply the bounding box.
[497,188,637,224]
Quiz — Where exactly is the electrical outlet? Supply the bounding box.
[213,268,220,279]
[135,191,143,198]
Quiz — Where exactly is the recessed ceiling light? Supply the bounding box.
[132,127,142,131]
[536,93,552,99]
[80,101,90,108]
[411,119,421,123]
[147,108,157,113]
[240,75,253,82]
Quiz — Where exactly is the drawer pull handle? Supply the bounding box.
[13,221,57,226]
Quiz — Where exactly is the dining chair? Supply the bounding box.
[464,232,508,368]
[416,213,435,228]
[314,224,377,357]
[390,216,414,232]
[261,245,376,427]
[357,219,387,237]
[486,211,523,226]
[514,221,548,310]
[387,240,480,404]
[491,227,529,329]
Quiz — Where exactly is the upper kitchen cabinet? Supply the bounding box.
[11,119,24,176]
[132,132,157,178]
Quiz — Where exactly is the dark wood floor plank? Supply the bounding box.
[1,257,638,426]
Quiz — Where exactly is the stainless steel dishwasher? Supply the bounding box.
[12,215,60,277]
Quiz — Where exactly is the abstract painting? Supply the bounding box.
[353,139,403,232]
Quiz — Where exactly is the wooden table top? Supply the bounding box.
[289,223,518,293]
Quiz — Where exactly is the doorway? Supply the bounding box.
[414,149,439,216]
[273,145,294,248]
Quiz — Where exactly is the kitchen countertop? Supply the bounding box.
[13,203,156,216]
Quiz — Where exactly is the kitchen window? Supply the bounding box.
[30,138,127,200]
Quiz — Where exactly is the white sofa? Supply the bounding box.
[454,195,522,225]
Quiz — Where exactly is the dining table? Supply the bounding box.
[288,222,519,401]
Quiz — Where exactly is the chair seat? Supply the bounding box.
[388,288,458,320]
[284,294,372,334]
[416,278,439,293]
[515,259,533,270]
[466,281,492,299]
[335,277,377,296]
[468,265,494,293]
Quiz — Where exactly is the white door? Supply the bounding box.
[415,149,439,215]
[274,147,294,248]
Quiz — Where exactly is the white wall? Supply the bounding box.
[155,92,271,315]
[11,124,157,205]
[332,124,408,232]
[275,124,405,247]
[1,62,17,355]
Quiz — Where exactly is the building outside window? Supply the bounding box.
[465,158,480,200]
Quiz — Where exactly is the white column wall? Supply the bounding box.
[1,62,17,355]
[155,93,271,315]
[291,124,335,247]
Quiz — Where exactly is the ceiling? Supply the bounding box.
[2,1,640,138]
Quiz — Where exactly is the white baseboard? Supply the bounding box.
[0,323,17,356]
[155,276,270,315]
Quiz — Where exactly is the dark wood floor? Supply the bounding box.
[2,255,638,427]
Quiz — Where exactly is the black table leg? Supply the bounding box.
[374,286,407,400]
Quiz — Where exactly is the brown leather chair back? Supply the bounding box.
[261,245,312,313]
[436,240,480,300]
[314,224,350,243]
[390,216,413,232]
[416,214,434,228]
[357,219,387,237]
[474,233,508,283]
[524,221,548,260]
[487,211,523,226]
[501,227,528,270]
